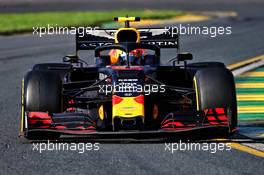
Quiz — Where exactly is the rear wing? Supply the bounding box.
[75,28,179,51]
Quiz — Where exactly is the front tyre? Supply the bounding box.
[23,70,62,139]
[194,67,237,133]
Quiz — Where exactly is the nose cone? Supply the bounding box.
[112,95,144,118]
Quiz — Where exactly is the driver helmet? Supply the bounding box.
[130,49,146,65]
[109,49,126,65]
[109,49,146,65]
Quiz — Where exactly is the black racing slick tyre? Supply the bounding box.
[194,67,237,132]
[24,70,62,113]
[23,70,62,139]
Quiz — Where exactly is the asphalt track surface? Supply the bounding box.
[0,0,264,174]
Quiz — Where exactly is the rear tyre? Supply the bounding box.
[23,70,62,139]
[194,67,237,133]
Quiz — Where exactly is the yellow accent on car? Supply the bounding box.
[193,77,200,111]
[20,79,25,132]
[114,17,140,22]
[114,28,140,43]
[112,97,144,119]
[98,105,104,120]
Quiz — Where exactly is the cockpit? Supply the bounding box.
[95,43,160,67]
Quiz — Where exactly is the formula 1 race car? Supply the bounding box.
[20,17,237,139]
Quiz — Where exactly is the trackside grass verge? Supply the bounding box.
[0,10,184,35]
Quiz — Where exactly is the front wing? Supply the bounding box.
[21,108,232,138]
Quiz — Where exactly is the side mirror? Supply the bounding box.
[63,55,78,63]
[177,52,193,61]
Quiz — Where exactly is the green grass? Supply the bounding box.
[238,113,264,120]
[0,10,184,34]
[236,88,264,94]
